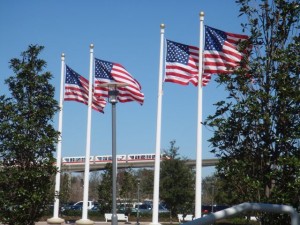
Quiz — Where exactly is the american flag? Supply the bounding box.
[165,39,211,86]
[64,65,106,113]
[94,58,144,105]
[203,25,249,75]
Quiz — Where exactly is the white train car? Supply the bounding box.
[62,153,163,166]
[62,156,94,164]
[127,153,156,162]
[94,155,127,163]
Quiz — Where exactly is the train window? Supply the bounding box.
[117,155,126,160]
[78,157,85,162]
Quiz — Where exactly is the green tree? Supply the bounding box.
[0,45,59,225]
[98,163,113,214]
[160,140,195,217]
[118,168,136,202]
[60,173,71,204]
[205,1,300,224]
[89,171,101,201]
[202,175,216,206]
[202,174,230,208]
[70,175,84,202]
[137,168,154,200]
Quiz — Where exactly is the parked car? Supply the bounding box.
[132,203,169,214]
[71,201,96,210]
[131,202,142,213]
[158,204,169,213]
[117,203,133,214]
[71,204,82,210]
[90,203,100,211]
[60,202,74,212]
[136,204,152,213]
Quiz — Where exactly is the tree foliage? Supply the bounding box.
[204,1,300,224]
[98,163,113,214]
[60,173,71,204]
[0,45,59,225]
[160,140,195,217]
[89,171,101,201]
[137,168,154,200]
[118,168,136,201]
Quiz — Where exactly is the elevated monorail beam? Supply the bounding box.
[61,158,219,173]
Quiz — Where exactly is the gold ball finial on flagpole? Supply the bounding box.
[61,53,65,57]
[200,11,204,16]
[160,23,165,29]
[90,43,94,49]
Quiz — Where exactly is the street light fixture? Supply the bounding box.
[101,82,127,225]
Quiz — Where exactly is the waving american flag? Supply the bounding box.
[94,58,144,105]
[203,25,250,75]
[165,39,211,86]
[64,65,106,113]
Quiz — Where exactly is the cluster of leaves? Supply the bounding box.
[205,1,300,224]
[160,140,195,217]
[0,45,59,225]
[97,163,113,214]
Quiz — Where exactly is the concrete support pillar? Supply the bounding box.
[47,217,65,225]
[75,218,94,225]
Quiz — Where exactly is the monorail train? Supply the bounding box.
[62,153,163,165]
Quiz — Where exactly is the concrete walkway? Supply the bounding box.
[35,222,153,225]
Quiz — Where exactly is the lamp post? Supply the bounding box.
[136,178,141,225]
[103,82,127,225]
[211,183,215,213]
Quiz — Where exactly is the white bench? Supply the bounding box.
[178,214,194,222]
[105,213,128,222]
[245,216,257,221]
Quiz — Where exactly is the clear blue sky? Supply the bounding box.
[0,1,248,177]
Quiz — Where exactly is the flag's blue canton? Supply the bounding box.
[166,40,189,65]
[205,27,227,51]
[66,66,82,86]
[95,59,114,80]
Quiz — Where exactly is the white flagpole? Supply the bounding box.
[47,54,65,225]
[195,11,204,219]
[151,23,165,225]
[76,44,94,224]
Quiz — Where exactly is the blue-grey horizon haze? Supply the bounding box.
[0,1,248,177]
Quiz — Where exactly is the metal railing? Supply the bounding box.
[186,202,300,225]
